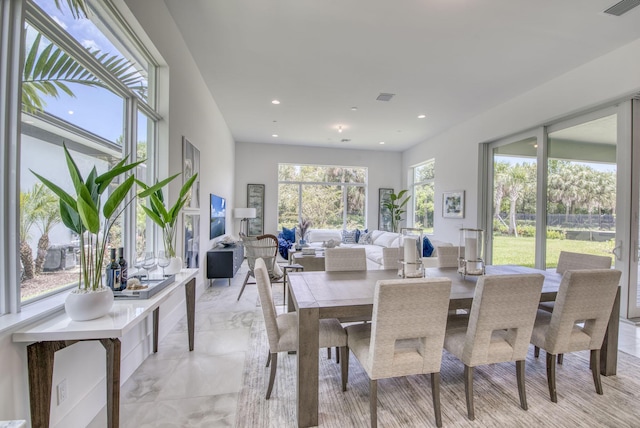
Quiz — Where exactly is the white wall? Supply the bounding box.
[234,142,402,235]
[0,1,237,426]
[403,38,640,245]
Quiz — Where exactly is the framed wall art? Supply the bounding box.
[443,190,465,219]
[247,184,265,236]
[183,213,200,268]
[378,188,394,231]
[182,137,200,209]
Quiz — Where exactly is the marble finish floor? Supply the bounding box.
[90,261,640,427]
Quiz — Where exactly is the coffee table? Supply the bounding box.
[291,250,325,271]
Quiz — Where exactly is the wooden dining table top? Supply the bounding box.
[287,265,563,316]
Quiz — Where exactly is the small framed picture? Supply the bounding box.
[443,190,464,219]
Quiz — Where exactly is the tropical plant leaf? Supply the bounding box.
[95,157,145,194]
[59,199,82,234]
[54,0,90,19]
[76,187,100,233]
[63,144,84,193]
[178,173,198,200]
[136,173,180,198]
[103,175,135,219]
[139,204,164,228]
[29,170,77,210]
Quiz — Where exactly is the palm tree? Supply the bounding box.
[31,185,62,275]
[19,188,42,280]
[22,0,146,114]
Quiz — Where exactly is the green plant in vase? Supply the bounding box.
[137,173,198,272]
[31,144,170,320]
[383,189,411,233]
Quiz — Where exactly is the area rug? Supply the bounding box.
[236,314,640,428]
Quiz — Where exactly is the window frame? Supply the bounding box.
[410,159,435,233]
[1,0,161,314]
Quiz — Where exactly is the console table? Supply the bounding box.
[206,244,244,285]
[12,269,198,428]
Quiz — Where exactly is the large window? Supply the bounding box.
[278,164,367,230]
[412,160,435,233]
[15,0,159,304]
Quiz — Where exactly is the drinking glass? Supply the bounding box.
[134,253,148,279]
[142,251,157,282]
[157,250,170,277]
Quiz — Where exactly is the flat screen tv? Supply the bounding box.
[210,193,226,239]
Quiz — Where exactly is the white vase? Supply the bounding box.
[65,287,114,321]
[165,257,183,275]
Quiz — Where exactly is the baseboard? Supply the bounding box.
[621,317,640,326]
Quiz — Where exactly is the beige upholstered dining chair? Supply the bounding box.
[443,273,544,420]
[237,234,283,301]
[346,278,452,428]
[325,247,367,271]
[531,268,621,403]
[436,246,462,268]
[254,258,348,399]
[539,251,612,313]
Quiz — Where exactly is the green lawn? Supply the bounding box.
[492,236,614,268]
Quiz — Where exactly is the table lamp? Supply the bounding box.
[234,208,256,236]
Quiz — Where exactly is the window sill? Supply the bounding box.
[0,290,70,336]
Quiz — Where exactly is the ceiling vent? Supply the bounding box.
[376,93,395,102]
[603,0,640,16]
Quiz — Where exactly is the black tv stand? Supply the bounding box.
[206,244,244,286]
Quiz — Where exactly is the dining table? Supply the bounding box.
[286,265,621,428]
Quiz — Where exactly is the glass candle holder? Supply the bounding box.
[399,228,424,278]
[459,228,485,276]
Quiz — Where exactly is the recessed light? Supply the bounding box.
[272,134,278,137]
[338,125,343,133]
[379,141,385,145]
[271,99,280,105]
[351,106,358,111]
[418,114,426,119]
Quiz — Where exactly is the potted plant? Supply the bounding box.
[383,189,411,233]
[297,218,312,246]
[136,173,198,274]
[31,144,171,320]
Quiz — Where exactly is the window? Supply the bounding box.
[278,164,367,230]
[14,0,159,304]
[412,160,435,233]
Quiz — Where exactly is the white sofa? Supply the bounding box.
[302,229,451,270]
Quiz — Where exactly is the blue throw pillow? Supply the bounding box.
[342,229,358,244]
[356,228,368,243]
[423,236,434,257]
[359,230,373,245]
[282,226,296,242]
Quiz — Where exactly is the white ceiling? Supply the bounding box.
[163,0,640,152]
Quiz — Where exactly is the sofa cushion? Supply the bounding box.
[361,245,384,265]
[282,226,296,242]
[423,236,434,257]
[307,229,342,243]
[371,230,385,242]
[373,231,400,248]
[359,230,373,244]
[342,229,358,244]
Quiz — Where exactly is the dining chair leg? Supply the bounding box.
[431,372,442,428]
[370,378,378,428]
[591,349,603,395]
[516,360,527,410]
[340,346,349,392]
[336,347,340,364]
[534,346,540,358]
[236,272,251,301]
[558,354,564,365]
[546,351,558,403]
[464,365,475,420]
[266,351,271,367]
[266,352,278,399]
[327,348,331,359]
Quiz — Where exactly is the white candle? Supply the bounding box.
[465,237,477,261]
[404,237,417,274]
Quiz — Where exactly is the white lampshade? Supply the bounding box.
[234,208,256,219]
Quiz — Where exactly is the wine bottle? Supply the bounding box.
[118,247,128,290]
[106,248,121,291]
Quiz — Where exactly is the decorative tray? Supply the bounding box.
[113,274,176,299]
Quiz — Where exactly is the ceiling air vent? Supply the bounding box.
[603,0,640,16]
[376,93,395,102]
